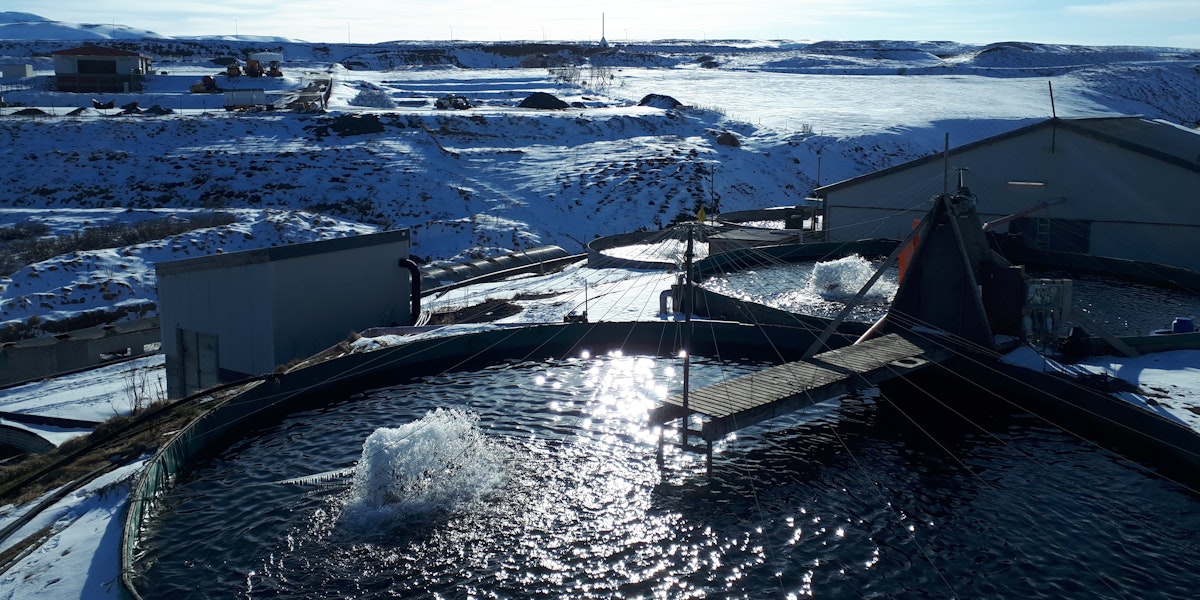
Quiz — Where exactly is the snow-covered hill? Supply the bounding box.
[0,11,166,40]
[1,26,1198,339]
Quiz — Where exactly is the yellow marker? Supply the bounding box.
[696,206,706,222]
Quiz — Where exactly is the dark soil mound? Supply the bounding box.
[519,92,569,109]
[12,108,47,116]
[330,113,384,136]
[637,94,683,109]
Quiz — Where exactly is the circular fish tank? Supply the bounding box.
[701,254,899,323]
[133,350,1200,598]
[700,256,1200,335]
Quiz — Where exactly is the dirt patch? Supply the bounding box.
[309,114,386,138]
[428,298,523,324]
[0,396,214,504]
[514,292,561,301]
[332,113,384,135]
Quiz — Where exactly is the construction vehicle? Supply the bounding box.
[189,75,221,93]
[245,59,263,77]
[225,62,242,77]
[248,52,284,77]
[435,94,472,110]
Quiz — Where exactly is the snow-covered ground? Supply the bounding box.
[0,461,144,600]
[0,355,163,446]
[2,12,1200,600]
[2,35,1198,339]
[1080,351,1200,433]
[1002,345,1200,432]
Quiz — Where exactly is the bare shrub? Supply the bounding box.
[584,65,615,91]
[549,65,581,85]
[0,212,237,276]
[124,365,166,415]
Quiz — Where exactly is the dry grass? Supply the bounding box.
[0,394,210,505]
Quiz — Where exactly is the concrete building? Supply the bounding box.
[157,230,417,397]
[814,117,1200,272]
[51,45,152,93]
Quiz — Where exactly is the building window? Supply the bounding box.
[77,59,117,74]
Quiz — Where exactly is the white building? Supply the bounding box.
[815,117,1200,272]
[1,64,33,79]
[157,230,416,397]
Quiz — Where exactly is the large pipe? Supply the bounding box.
[399,258,421,326]
[422,245,570,289]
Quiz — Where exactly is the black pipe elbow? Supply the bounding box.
[399,258,421,325]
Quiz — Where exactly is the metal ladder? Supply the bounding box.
[1035,218,1051,250]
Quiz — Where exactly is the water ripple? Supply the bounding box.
[138,355,1200,599]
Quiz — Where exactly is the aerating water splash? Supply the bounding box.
[340,408,507,529]
[807,254,895,299]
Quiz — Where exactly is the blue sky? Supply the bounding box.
[7,0,1199,47]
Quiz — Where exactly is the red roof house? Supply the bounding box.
[51,45,153,93]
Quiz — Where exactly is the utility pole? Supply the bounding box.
[681,222,694,447]
[942,133,950,195]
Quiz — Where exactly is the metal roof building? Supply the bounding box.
[814,117,1200,272]
[156,230,416,398]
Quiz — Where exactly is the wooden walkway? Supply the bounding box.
[651,332,954,442]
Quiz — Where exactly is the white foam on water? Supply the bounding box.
[698,254,898,320]
[339,408,507,530]
[806,254,895,301]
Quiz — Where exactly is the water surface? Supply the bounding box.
[137,353,1200,599]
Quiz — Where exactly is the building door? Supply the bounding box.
[178,328,220,395]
